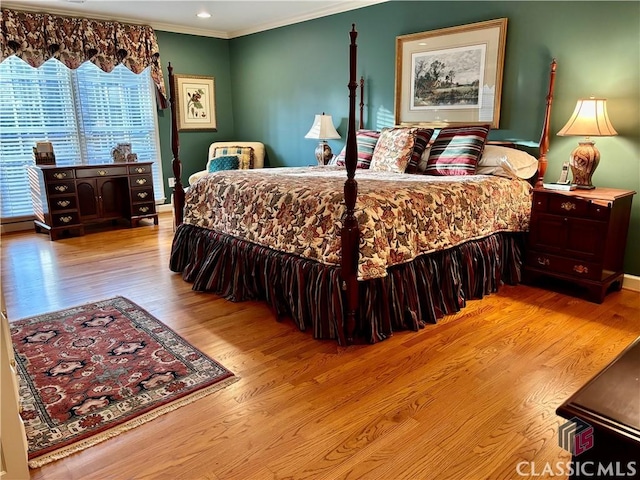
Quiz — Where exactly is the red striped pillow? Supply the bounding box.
[334,130,381,168]
[424,125,491,176]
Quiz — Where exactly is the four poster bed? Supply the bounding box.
[168,26,557,345]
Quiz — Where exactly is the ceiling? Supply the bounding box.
[3,0,388,39]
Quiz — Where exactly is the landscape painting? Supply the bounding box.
[411,44,486,110]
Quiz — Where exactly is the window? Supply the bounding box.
[0,56,165,221]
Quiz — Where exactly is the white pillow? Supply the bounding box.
[476,145,538,179]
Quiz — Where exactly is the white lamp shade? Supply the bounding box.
[304,114,340,140]
[557,97,618,137]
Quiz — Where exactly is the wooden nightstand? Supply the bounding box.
[523,187,636,303]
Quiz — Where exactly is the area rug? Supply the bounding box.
[10,296,237,468]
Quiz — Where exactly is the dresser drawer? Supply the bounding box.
[129,175,152,187]
[131,203,156,216]
[526,250,601,281]
[131,186,154,203]
[47,181,76,195]
[44,169,75,181]
[128,164,152,175]
[51,212,80,227]
[76,166,128,178]
[50,195,77,212]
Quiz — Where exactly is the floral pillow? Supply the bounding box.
[334,130,381,169]
[212,146,254,169]
[423,125,491,176]
[369,127,432,173]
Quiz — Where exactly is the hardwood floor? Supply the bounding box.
[2,214,638,480]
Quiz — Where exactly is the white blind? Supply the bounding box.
[0,56,165,221]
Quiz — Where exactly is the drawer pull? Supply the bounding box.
[139,206,149,213]
[537,257,550,266]
[561,202,576,211]
[135,167,145,173]
[536,201,542,206]
[56,200,71,207]
[53,172,67,179]
[136,178,147,185]
[573,265,589,274]
[137,192,148,199]
[98,170,108,176]
[59,215,73,223]
[54,185,68,192]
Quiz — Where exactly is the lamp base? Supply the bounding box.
[569,141,600,189]
[314,141,333,166]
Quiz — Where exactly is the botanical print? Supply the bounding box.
[411,44,486,110]
[182,82,210,121]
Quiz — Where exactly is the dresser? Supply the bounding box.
[523,187,635,303]
[28,162,159,240]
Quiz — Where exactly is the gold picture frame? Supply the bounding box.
[172,74,217,131]
[395,18,507,128]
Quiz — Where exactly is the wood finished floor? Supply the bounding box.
[2,213,638,480]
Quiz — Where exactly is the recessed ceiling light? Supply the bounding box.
[197,12,211,19]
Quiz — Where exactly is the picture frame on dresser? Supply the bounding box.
[395,18,507,127]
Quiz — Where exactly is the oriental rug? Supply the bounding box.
[10,296,236,468]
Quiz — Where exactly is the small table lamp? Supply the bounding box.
[304,113,340,165]
[557,97,618,189]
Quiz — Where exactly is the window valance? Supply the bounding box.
[0,8,168,108]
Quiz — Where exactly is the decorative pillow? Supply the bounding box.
[423,124,491,176]
[476,145,538,179]
[208,155,239,172]
[405,128,435,173]
[213,146,254,169]
[369,127,424,173]
[334,130,381,169]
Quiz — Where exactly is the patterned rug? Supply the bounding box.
[10,296,236,468]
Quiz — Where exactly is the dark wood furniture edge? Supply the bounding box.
[168,62,185,227]
[536,58,557,188]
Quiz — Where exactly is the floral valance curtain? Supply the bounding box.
[0,8,168,108]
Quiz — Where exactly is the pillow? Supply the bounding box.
[213,146,254,169]
[423,124,491,176]
[476,145,539,179]
[208,155,239,172]
[405,128,435,173]
[334,130,381,169]
[369,127,432,173]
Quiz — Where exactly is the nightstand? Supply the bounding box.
[523,187,636,303]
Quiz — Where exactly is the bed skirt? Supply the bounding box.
[170,224,525,345]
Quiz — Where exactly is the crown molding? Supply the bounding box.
[2,1,388,39]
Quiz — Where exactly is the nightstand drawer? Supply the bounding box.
[548,195,589,217]
[526,251,601,281]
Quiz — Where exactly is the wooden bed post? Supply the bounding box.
[168,62,185,227]
[341,25,360,345]
[536,59,557,188]
[359,76,364,131]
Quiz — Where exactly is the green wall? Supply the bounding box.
[156,1,640,275]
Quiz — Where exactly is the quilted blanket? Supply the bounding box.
[184,166,532,280]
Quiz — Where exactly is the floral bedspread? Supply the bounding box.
[184,166,532,280]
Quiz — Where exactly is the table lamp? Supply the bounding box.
[557,97,618,189]
[304,113,340,165]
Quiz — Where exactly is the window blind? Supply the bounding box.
[0,56,165,221]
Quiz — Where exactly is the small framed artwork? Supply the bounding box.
[395,18,507,128]
[172,74,217,131]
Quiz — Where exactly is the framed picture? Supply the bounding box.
[172,74,217,131]
[395,18,507,128]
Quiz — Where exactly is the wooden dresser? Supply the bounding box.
[524,187,635,303]
[28,162,159,240]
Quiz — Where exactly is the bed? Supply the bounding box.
[168,25,557,345]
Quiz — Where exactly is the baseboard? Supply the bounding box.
[622,274,640,292]
[157,203,173,214]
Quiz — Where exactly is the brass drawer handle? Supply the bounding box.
[56,200,71,207]
[139,206,149,213]
[537,257,550,266]
[561,202,576,211]
[53,172,67,179]
[137,192,148,199]
[573,265,589,274]
[135,167,145,174]
[136,178,147,185]
[59,215,73,223]
[54,185,68,192]
[98,170,108,176]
